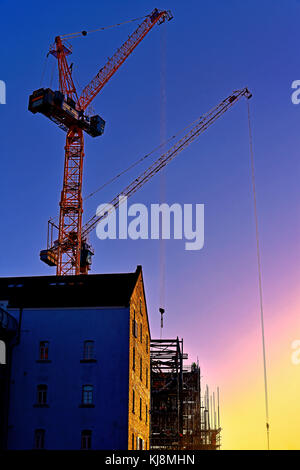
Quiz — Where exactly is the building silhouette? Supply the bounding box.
[0,266,150,450]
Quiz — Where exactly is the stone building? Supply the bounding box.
[0,265,150,450]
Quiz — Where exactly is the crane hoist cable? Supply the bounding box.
[40,54,49,87]
[247,101,270,450]
[159,21,167,319]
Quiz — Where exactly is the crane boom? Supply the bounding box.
[49,36,78,101]
[81,88,252,238]
[78,9,173,111]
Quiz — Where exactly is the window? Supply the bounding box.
[146,367,149,388]
[146,335,149,353]
[39,341,49,361]
[36,385,47,405]
[132,308,138,338]
[34,429,45,449]
[139,299,143,315]
[82,385,93,405]
[132,390,135,414]
[132,347,135,371]
[83,340,95,360]
[81,430,92,450]
[140,357,142,381]
[0,340,6,365]
[137,437,144,450]
[146,404,148,423]
[133,320,138,338]
[139,397,142,420]
[132,433,134,450]
[140,323,142,343]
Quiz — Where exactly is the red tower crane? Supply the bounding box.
[29,8,173,276]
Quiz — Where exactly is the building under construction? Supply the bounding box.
[150,338,221,450]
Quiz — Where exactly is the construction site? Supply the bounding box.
[150,339,221,450]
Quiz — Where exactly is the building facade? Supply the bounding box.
[0,265,150,450]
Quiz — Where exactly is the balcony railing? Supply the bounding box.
[0,307,18,333]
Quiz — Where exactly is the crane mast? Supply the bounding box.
[28,9,172,276]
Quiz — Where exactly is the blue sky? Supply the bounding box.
[0,0,300,448]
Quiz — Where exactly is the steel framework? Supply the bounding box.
[150,339,221,450]
[58,127,85,275]
[150,338,185,450]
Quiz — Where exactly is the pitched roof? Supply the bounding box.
[0,266,142,309]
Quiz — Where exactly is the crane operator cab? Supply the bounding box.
[28,88,105,137]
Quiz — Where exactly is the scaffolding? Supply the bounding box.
[150,338,221,450]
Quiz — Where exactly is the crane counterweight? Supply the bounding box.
[28,88,105,137]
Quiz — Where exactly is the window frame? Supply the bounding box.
[132,389,135,414]
[34,429,45,450]
[139,298,143,316]
[139,397,142,421]
[81,340,96,362]
[38,341,50,362]
[81,430,92,450]
[132,347,135,371]
[36,384,48,406]
[132,308,138,338]
[81,384,94,406]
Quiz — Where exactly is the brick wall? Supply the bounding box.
[127,270,150,450]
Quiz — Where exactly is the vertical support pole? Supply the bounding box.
[54,36,78,102]
[57,127,84,276]
[217,387,220,429]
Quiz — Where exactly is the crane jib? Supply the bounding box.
[81,88,252,238]
[78,9,173,111]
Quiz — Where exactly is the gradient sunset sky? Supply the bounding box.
[0,0,299,449]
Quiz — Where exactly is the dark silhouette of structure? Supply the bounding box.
[150,338,221,450]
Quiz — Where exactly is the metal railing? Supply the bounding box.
[0,307,18,332]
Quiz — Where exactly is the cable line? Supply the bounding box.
[83,118,204,202]
[247,100,270,450]
[60,15,148,40]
